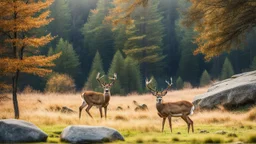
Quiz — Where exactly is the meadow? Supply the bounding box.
[0,88,256,143]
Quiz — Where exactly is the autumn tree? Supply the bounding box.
[184,0,256,60]
[0,0,60,119]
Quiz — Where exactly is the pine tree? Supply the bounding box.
[123,57,143,94]
[123,0,165,77]
[0,0,60,119]
[81,0,114,71]
[48,38,80,78]
[84,51,105,92]
[48,0,71,41]
[221,58,234,80]
[200,70,211,87]
[250,56,256,70]
[108,50,125,95]
[176,77,184,90]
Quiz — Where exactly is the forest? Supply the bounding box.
[0,0,256,95]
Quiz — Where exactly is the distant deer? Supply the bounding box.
[146,77,194,133]
[79,72,117,119]
[133,100,148,111]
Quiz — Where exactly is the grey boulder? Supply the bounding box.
[60,125,125,143]
[0,119,48,143]
[193,71,256,110]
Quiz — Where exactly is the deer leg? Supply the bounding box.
[99,107,103,118]
[188,116,194,133]
[168,116,172,133]
[85,105,93,119]
[162,117,166,132]
[79,101,87,119]
[181,115,190,133]
[104,106,107,119]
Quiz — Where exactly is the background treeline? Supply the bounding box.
[15,0,256,94]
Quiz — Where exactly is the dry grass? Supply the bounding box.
[0,87,256,143]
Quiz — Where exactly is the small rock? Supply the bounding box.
[215,130,227,135]
[61,106,75,114]
[116,106,123,111]
[227,133,237,137]
[199,130,209,133]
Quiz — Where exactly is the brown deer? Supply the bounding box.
[79,72,117,119]
[146,77,194,133]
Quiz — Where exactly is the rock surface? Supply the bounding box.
[0,119,48,143]
[193,71,256,109]
[60,125,125,143]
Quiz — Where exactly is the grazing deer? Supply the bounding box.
[146,77,194,133]
[79,72,117,119]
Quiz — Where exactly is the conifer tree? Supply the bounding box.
[123,57,143,94]
[48,38,80,78]
[221,58,234,80]
[200,70,211,87]
[81,0,114,71]
[48,0,71,41]
[0,0,60,119]
[176,77,184,90]
[108,50,125,95]
[84,51,105,92]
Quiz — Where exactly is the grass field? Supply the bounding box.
[1,88,256,143]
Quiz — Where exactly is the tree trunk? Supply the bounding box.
[12,70,20,119]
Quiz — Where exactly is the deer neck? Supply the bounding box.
[103,92,110,103]
[156,102,164,112]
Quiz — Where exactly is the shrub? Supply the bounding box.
[200,70,211,87]
[183,82,193,89]
[23,85,40,93]
[45,74,75,93]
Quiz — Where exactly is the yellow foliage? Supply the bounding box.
[45,74,76,93]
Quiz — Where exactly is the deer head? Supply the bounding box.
[146,77,173,103]
[96,72,117,94]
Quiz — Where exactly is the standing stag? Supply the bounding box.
[79,72,117,119]
[146,77,194,133]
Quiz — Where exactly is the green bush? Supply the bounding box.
[176,76,184,89]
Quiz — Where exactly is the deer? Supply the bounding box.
[79,72,117,119]
[145,77,194,133]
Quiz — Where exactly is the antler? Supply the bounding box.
[161,77,173,96]
[145,78,157,96]
[96,72,105,87]
[109,73,117,86]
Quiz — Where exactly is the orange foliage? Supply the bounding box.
[0,0,59,77]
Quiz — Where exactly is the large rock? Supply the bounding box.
[0,119,48,143]
[193,71,256,110]
[60,125,125,143]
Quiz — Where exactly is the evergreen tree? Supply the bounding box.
[123,0,165,77]
[48,38,80,78]
[176,0,201,85]
[200,70,211,87]
[221,58,234,80]
[123,57,143,94]
[108,50,125,95]
[250,56,256,70]
[81,0,114,71]
[84,51,105,92]
[176,77,184,90]
[48,0,71,41]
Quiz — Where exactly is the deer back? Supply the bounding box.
[81,91,106,105]
[157,100,193,117]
